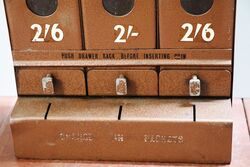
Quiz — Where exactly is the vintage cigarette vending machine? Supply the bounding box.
[4,0,236,164]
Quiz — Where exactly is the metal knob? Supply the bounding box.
[116,75,127,96]
[42,74,55,95]
[189,75,201,97]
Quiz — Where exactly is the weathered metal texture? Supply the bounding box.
[10,97,232,164]
[159,69,231,97]
[5,0,83,50]
[159,0,235,49]
[16,68,86,96]
[82,0,156,49]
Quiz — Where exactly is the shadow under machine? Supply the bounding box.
[4,0,236,164]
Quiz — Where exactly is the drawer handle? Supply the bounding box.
[189,75,201,97]
[116,75,127,96]
[42,74,55,95]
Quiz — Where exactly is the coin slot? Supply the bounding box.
[84,68,89,96]
[26,0,58,16]
[193,105,196,122]
[118,105,123,120]
[102,0,135,17]
[44,103,52,120]
[180,0,214,15]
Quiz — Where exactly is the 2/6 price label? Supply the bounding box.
[31,23,64,42]
[181,23,215,42]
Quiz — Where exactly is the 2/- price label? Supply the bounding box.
[114,25,139,43]
[31,23,64,42]
[181,23,215,42]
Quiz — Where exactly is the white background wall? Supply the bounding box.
[234,0,250,98]
[0,0,16,96]
[0,0,249,97]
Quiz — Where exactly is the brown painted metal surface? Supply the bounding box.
[2,0,238,164]
[88,69,158,96]
[5,0,82,50]
[12,49,232,61]
[16,68,86,96]
[159,69,231,97]
[159,0,235,49]
[1,98,249,166]
[9,97,232,164]
[82,0,156,49]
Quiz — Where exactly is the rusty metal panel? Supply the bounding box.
[82,0,156,49]
[159,69,231,97]
[159,0,235,49]
[5,0,83,50]
[16,68,86,96]
[87,69,158,96]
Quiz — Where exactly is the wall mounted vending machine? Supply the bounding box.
[4,0,236,164]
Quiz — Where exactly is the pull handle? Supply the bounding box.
[116,75,127,96]
[42,74,55,95]
[189,75,201,97]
